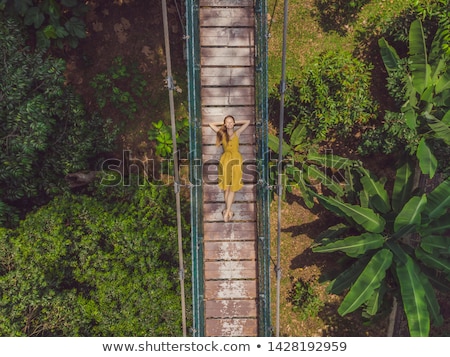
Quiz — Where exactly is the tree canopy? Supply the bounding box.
[0,14,117,226]
[0,181,190,336]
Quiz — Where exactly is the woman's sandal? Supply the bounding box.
[227,211,234,222]
[223,210,229,223]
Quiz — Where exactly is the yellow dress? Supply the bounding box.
[218,135,243,192]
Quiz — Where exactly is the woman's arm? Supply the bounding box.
[234,120,250,136]
[208,122,223,133]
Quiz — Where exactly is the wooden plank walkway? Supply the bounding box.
[199,0,259,337]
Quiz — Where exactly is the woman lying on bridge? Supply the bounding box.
[209,116,250,222]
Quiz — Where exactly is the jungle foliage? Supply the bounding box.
[269,0,450,336]
[0,0,88,49]
[269,50,377,153]
[0,14,117,226]
[361,18,450,178]
[0,181,191,336]
[305,153,450,336]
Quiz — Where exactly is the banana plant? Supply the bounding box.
[268,121,309,201]
[378,19,450,178]
[307,152,450,336]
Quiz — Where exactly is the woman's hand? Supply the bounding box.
[234,120,250,136]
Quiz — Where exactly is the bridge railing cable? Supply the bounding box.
[162,0,187,337]
[276,0,289,338]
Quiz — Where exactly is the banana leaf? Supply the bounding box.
[415,247,450,274]
[326,257,368,295]
[421,267,450,293]
[396,256,430,336]
[292,167,315,209]
[442,109,450,125]
[385,240,410,265]
[394,194,427,232]
[424,112,450,146]
[423,177,450,219]
[358,167,390,214]
[338,249,393,316]
[419,272,444,326]
[359,187,370,208]
[417,137,437,179]
[307,165,344,197]
[364,281,386,317]
[314,193,386,233]
[409,19,431,94]
[421,214,450,235]
[289,122,307,147]
[435,88,450,107]
[404,107,418,129]
[306,151,355,171]
[378,37,400,74]
[312,232,385,258]
[392,158,414,213]
[268,133,291,157]
[420,235,450,255]
[435,70,450,93]
[316,223,349,240]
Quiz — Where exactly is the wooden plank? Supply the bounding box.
[201,106,255,123]
[204,280,257,299]
[201,47,254,66]
[205,300,257,318]
[203,183,256,202]
[203,202,256,222]
[201,56,253,67]
[204,261,257,280]
[201,86,254,106]
[200,8,254,27]
[205,318,258,337]
[202,86,254,98]
[201,47,254,59]
[202,96,254,106]
[200,28,254,47]
[201,67,254,86]
[204,222,257,241]
[202,125,255,145]
[200,0,254,7]
[202,144,256,162]
[204,241,256,260]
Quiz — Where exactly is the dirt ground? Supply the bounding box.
[64,0,187,160]
[60,0,448,337]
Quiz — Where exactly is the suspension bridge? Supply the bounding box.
[186,0,271,336]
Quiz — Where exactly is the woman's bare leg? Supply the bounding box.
[225,189,235,220]
[223,187,235,222]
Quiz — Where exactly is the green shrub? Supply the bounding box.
[279,50,377,144]
[314,0,371,34]
[90,56,149,122]
[148,118,190,159]
[0,0,88,49]
[288,277,324,320]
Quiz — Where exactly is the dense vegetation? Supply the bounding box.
[0,13,117,227]
[0,4,190,336]
[269,0,449,336]
[0,181,190,336]
[0,0,448,337]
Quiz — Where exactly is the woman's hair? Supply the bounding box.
[216,115,235,146]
